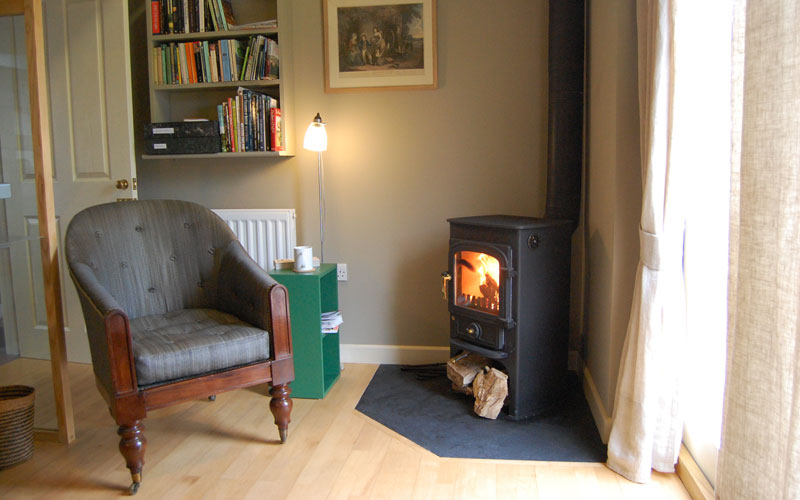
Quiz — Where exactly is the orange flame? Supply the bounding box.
[477,253,500,290]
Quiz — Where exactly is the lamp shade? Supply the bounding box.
[303,113,327,152]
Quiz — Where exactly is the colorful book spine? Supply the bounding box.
[230,40,238,81]
[207,0,218,31]
[236,95,244,151]
[215,0,228,30]
[161,45,169,84]
[186,43,196,83]
[268,39,279,79]
[178,43,187,83]
[220,41,230,81]
[171,43,179,83]
[240,40,252,81]
[270,108,283,151]
[209,44,218,82]
[217,104,228,152]
[202,41,211,82]
[151,1,161,34]
[167,0,174,33]
[193,43,203,82]
[228,97,236,151]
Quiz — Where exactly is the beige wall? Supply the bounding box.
[137,0,551,348]
[584,0,641,415]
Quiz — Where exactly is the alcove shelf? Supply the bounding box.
[143,0,295,158]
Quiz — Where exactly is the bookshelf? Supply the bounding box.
[143,0,294,158]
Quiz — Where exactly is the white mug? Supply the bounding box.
[293,246,313,272]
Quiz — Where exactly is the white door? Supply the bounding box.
[0,0,137,363]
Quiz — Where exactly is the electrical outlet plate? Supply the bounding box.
[337,263,347,281]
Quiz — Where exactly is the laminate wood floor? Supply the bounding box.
[0,359,691,499]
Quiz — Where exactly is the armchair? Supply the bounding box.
[65,200,294,494]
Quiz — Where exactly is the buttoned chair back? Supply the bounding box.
[66,199,236,319]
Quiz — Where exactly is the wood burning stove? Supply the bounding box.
[443,215,572,419]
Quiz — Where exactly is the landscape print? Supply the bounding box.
[336,3,425,73]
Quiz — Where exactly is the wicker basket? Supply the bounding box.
[0,385,35,470]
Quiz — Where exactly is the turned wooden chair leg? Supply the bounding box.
[269,383,292,443]
[118,422,147,495]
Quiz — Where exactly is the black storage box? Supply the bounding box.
[144,121,221,155]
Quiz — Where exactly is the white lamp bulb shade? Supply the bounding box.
[303,121,328,152]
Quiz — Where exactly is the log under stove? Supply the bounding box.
[443,215,572,419]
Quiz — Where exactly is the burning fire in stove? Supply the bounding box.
[455,251,501,314]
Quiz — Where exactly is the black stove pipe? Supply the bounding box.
[545,0,585,228]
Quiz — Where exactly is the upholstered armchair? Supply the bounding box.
[65,200,294,495]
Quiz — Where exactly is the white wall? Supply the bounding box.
[584,0,642,419]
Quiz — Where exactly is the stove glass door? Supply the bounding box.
[453,250,501,315]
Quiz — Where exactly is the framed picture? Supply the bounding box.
[323,0,438,92]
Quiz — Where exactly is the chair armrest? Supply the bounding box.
[69,263,139,399]
[216,241,293,361]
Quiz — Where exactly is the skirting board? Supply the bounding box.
[583,365,613,443]
[342,345,584,367]
[677,444,715,500]
[341,344,450,365]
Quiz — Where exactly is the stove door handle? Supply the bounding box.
[441,272,451,301]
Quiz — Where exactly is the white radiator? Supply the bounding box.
[212,209,297,270]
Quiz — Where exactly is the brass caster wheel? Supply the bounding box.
[208,395,216,401]
[129,482,141,495]
[279,428,288,444]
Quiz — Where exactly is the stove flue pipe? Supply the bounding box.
[545,0,585,230]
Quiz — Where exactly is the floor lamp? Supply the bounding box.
[303,113,328,263]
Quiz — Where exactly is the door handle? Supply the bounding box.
[115,179,129,190]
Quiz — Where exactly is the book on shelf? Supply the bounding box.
[209,44,219,82]
[267,37,279,79]
[270,108,283,151]
[154,36,277,86]
[216,87,278,153]
[151,1,161,34]
[152,0,249,34]
[229,19,277,30]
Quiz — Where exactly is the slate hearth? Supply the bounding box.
[356,365,607,462]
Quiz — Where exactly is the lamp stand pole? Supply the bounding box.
[317,151,325,264]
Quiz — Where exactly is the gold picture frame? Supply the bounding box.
[323,0,437,92]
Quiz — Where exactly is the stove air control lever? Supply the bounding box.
[466,322,481,339]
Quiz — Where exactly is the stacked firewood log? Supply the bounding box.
[446,352,508,419]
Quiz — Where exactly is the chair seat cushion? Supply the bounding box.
[129,308,270,387]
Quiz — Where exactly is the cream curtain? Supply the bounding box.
[606,0,686,483]
[716,1,800,499]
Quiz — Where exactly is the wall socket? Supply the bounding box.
[337,263,347,281]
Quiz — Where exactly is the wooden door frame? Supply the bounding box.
[1,0,75,444]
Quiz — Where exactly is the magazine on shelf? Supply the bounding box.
[321,311,343,334]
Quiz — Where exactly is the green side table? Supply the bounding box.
[269,263,341,398]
